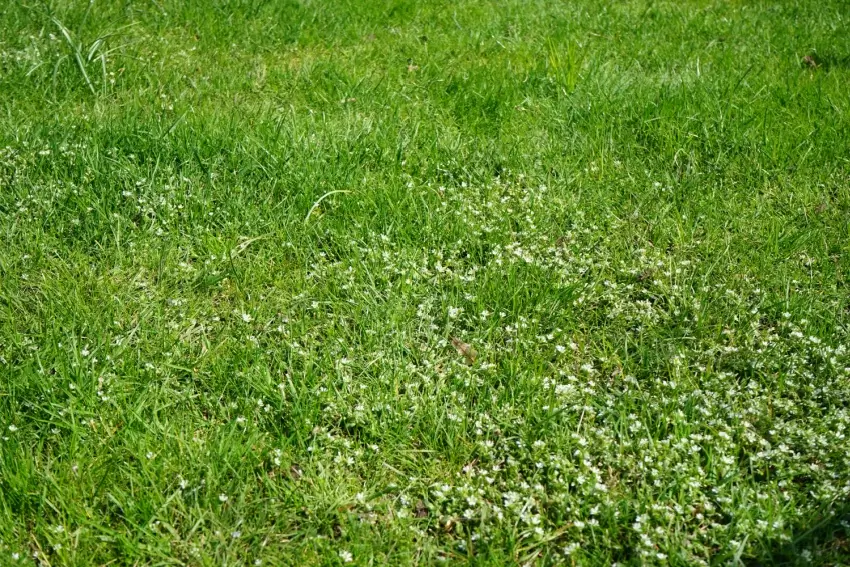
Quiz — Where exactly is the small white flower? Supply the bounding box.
[339,550,353,563]
[219,494,229,502]
[231,530,241,539]
[241,313,253,323]
[12,552,20,560]
[8,424,17,432]
[146,452,155,460]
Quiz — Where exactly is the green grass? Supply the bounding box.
[2,0,850,565]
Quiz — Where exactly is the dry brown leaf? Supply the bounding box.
[451,337,477,364]
[414,499,429,518]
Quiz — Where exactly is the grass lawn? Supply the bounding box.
[2,0,850,565]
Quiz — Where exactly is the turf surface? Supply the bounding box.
[2,1,850,565]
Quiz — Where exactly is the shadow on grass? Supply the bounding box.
[801,52,850,71]
[747,500,850,566]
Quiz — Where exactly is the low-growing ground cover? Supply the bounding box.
[1,0,850,565]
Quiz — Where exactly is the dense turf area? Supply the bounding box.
[2,1,850,565]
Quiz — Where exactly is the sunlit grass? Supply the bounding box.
[1,1,850,565]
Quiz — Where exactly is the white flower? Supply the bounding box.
[339,550,353,563]
[8,424,17,432]
[241,313,253,323]
[219,494,228,502]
